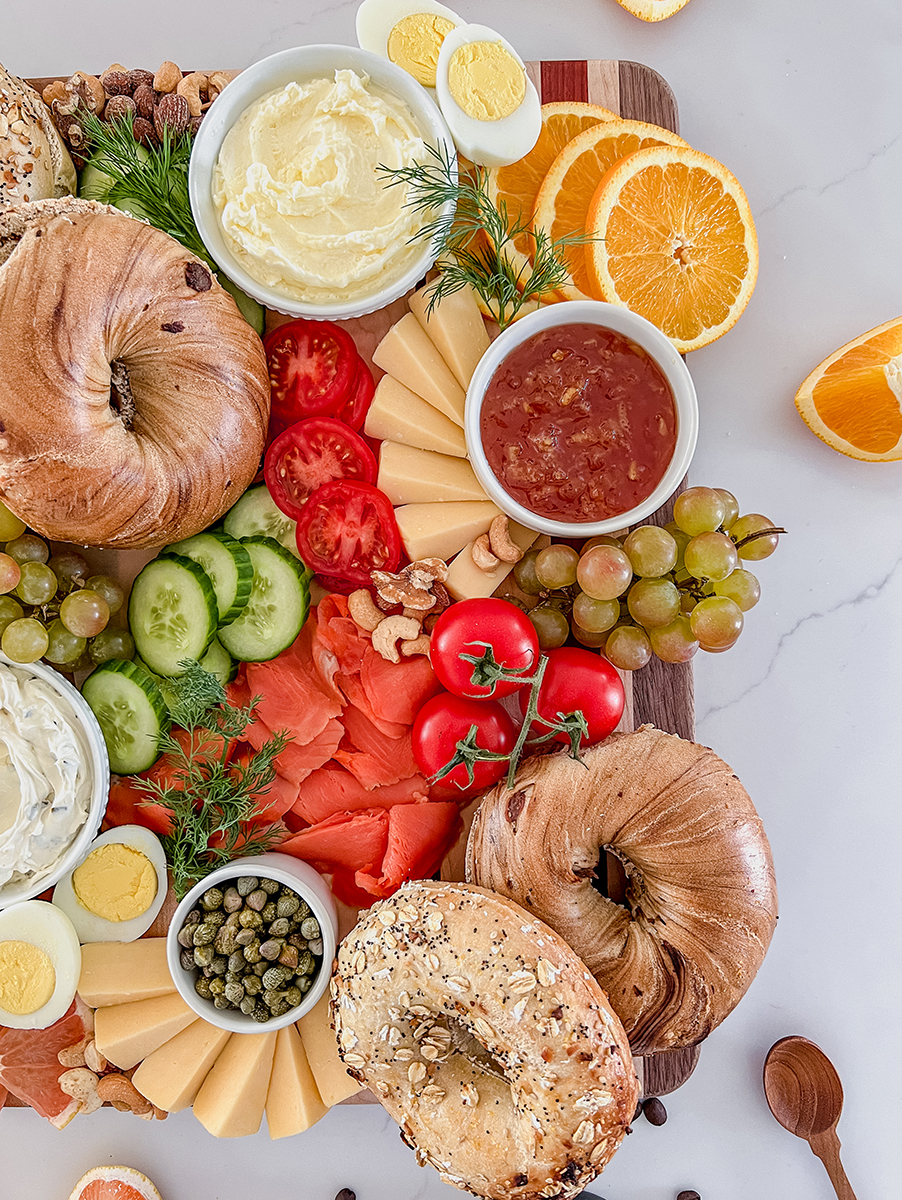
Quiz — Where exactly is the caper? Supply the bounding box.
[225,910,241,929]
[223,886,243,912]
[296,899,311,921]
[202,965,215,978]
[260,877,280,894]
[213,994,231,1010]
[228,950,246,974]
[298,974,312,993]
[246,888,268,912]
[277,894,300,918]
[201,887,224,910]
[205,910,226,928]
[263,965,291,990]
[244,974,262,995]
[271,999,290,1018]
[263,989,283,1008]
[279,945,299,970]
[225,971,242,986]
[224,981,244,1006]
[253,960,269,977]
[214,928,237,956]
[235,927,256,946]
[269,917,291,938]
[287,933,308,950]
[185,908,202,925]
[180,949,195,972]
[193,922,217,946]
[240,996,256,1016]
[285,985,303,1007]
[194,944,215,968]
[307,938,324,957]
[195,977,213,1000]
[237,876,259,896]
[252,1003,272,1023]
[210,956,228,975]
[243,944,262,964]
[261,902,277,923]
[209,977,226,996]
[177,925,194,949]
[239,909,263,929]
[300,917,321,940]
[297,951,315,976]
[259,939,282,961]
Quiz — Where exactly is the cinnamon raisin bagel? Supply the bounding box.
[466,726,778,1056]
[0,198,269,548]
[332,881,638,1200]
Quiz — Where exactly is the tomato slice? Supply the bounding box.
[263,418,378,521]
[334,358,376,432]
[264,319,359,436]
[295,480,401,587]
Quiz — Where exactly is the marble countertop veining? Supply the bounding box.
[2,1,901,1197]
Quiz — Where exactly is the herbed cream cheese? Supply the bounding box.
[213,69,429,305]
[0,664,93,893]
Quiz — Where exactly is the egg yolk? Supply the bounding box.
[447,40,526,121]
[0,940,55,1015]
[72,843,157,922]
[387,13,456,87]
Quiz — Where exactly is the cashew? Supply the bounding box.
[401,635,431,658]
[153,60,182,94]
[56,72,106,117]
[176,71,209,117]
[96,1072,153,1115]
[347,589,384,633]
[58,1067,102,1116]
[84,1038,107,1074]
[471,534,500,572]
[371,615,422,663]
[42,80,68,108]
[488,515,524,564]
[58,1035,90,1069]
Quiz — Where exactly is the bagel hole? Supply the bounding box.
[109,360,136,430]
[584,850,629,904]
[446,1018,508,1082]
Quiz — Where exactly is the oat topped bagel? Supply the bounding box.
[332,880,638,1200]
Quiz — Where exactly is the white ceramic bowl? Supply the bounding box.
[189,44,456,320]
[465,301,699,538]
[0,652,109,910]
[167,853,338,1034]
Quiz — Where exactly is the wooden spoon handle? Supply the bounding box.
[809,1128,858,1200]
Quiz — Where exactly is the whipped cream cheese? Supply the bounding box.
[213,69,429,305]
[0,664,93,894]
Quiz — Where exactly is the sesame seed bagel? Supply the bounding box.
[332,880,638,1200]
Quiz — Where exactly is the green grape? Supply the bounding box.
[527,605,570,650]
[683,531,739,582]
[649,615,699,663]
[581,535,623,553]
[0,499,26,541]
[44,618,87,666]
[626,578,681,628]
[2,617,49,663]
[0,596,24,635]
[623,525,678,577]
[513,548,543,596]
[672,487,726,536]
[572,593,620,634]
[49,551,90,593]
[89,627,136,664]
[572,624,609,649]
[15,561,58,607]
[729,513,781,561]
[0,553,21,595]
[576,545,633,601]
[605,625,652,670]
[86,574,125,616]
[713,568,760,611]
[60,588,110,638]
[715,489,740,528]
[535,544,579,589]
[5,534,49,566]
[690,596,744,650]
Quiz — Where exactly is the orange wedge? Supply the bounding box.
[615,0,693,19]
[586,144,758,353]
[531,118,688,301]
[794,318,902,460]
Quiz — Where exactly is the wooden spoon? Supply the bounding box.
[763,1036,858,1200]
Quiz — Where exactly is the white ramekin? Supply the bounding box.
[166,853,338,1034]
[189,44,456,321]
[464,301,699,538]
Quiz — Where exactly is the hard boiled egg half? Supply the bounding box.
[356,0,462,88]
[0,901,81,1029]
[436,24,541,167]
[53,825,168,943]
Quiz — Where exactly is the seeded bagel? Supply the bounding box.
[332,880,638,1200]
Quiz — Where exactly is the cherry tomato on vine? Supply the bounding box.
[429,598,540,699]
[294,480,401,587]
[264,318,359,436]
[519,646,624,748]
[263,418,377,521]
[412,692,516,800]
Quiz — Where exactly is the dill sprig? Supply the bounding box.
[379,142,595,328]
[134,661,289,899]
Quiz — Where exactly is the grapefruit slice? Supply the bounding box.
[0,1003,86,1125]
[68,1165,163,1200]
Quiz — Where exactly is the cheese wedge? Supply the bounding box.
[78,939,175,1008]
[393,501,501,562]
[94,991,196,1070]
[372,312,466,427]
[131,1017,231,1113]
[266,1023,328,1139]
[193,1029,278,1138]
[364,375,468,458]
[445,521,541,601]
[408,283,490,389]
[295,992,361,1106]
[378,442,488,505]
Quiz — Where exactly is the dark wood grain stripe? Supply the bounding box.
[618,59,680,135]
[540,60,589,103]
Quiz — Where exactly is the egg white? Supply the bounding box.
[0,901,81,1029]
[436,23,541,168]
[356,0,461,82]
[52,824,168,944]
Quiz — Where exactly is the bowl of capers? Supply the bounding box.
[166,853,338,1033]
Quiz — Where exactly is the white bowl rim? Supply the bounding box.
[464,300,699,537]
[0,652,109,910]
[189,43,457,321]
[166,853,338,1034]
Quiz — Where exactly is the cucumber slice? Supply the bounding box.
[81,658,169,775]
[128,554,218,677]
[222,484,302,559]
[166,531,253,626]
[199,636,239,686]
[217,536,312,663]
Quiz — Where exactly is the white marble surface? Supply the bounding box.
[3,1,901,1197]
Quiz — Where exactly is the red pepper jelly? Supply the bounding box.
[480,323,678,523]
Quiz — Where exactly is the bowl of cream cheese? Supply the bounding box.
[0,652,109,910]
[190,45,456,321]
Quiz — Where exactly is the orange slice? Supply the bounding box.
[531,118,688,301]
[615,0,693,19]
[68,1165,163,1200]
[794,317,902,460]
[586,144,758,352]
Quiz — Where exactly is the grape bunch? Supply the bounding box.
[512,487,783,671]
[0,501,134,668]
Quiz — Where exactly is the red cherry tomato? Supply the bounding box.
[264,319,358,436]
[519,646,624,747]
[429,598,540,699]
[333,358,375,432]
[412,692,516,800]
[294,480,401,587]
[263,418,377,521]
